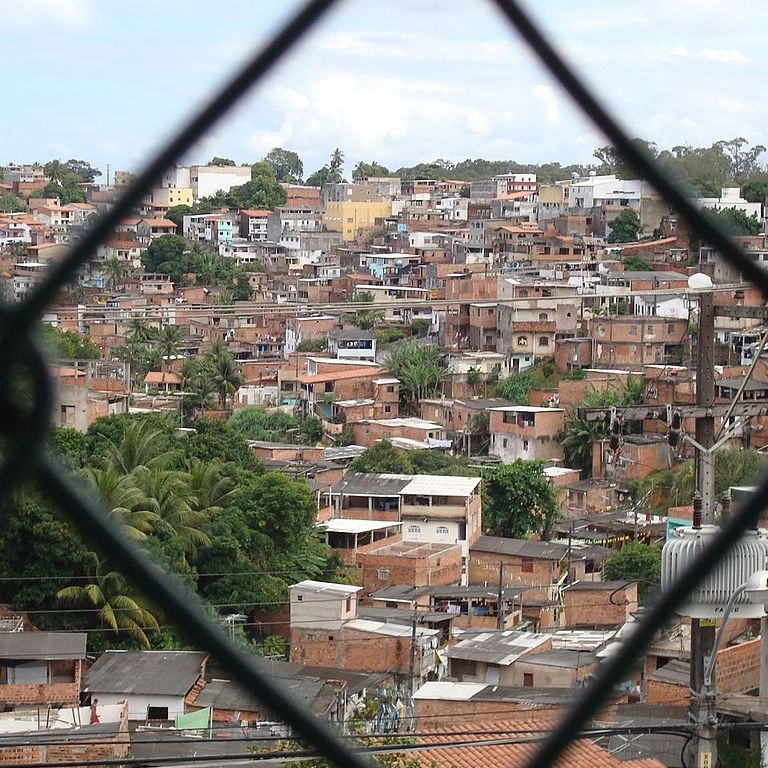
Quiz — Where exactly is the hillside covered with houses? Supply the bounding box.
[1,143,768,765]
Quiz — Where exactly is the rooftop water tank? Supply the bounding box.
[661,525,768,618]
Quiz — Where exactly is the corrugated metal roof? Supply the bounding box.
[0,632,86,660]
[471,535,568,561]
[84,651,207,696]
[446,630,550,665]
[401,475,480,497]
[332,473,411,496]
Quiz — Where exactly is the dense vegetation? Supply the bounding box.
[6,414,346,652]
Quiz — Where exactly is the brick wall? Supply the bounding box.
[0,681,80,708]
[717,638,760,694]
[291,627,411,675]
[647,638,760,704]
[563,584,638,628]
[0,701,129,765]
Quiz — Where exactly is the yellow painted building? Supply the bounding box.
[322,201,392,241]
[151,186,194,207]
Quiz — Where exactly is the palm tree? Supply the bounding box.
[85,466,159,541]
[106,419,176,475]
[157,324,184,372]
[44,159,67,184]
[132,466,210,558]
[102,255,128,291]
[204,340,243,410]
[126,315,157,344]
[329,148,344,182]
[187,458,237,517]
[57,557,160,649]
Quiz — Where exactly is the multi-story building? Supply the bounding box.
[488,406,565,463]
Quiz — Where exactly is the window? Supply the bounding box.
[539,336,549,347]
[523,439,529,451]
[377,568,390,580]
[384,405,391,413]
[408,524,421,535]
[345,596,352,613]
[147,706,169,720]
[538,312,548,321]
[296,594,303,602]
[521,558,534,573]
[386,385,395,393]
[629,324,638,336]
[436,525,449,535]
[517,336,528,346]
[523,673,534,687]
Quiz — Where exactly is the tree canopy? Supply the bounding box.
[6,413,347,651]
[201,165,286,210]
[38,324,100,360]
[482,460,559,540]
[383,340,447,411]
[263,147,304,182]
[602,542,661,601]
[607,209,642,243]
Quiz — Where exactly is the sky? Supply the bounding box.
[2,0,768,180]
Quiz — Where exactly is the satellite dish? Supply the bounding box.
[687,273,713,290]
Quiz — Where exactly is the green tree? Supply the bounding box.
[63,159,101,183]
[228,406,322,446]
[348,440,414,474]
[607,209,642,243]
[602,542,661,600]
[623,255,652,271]
[592,138,658,178]
[383,340,446,411]
[741,174,768,204]
[560,378,644,476]
[263,147,304,182]
[482,460,559,540]
[203,340,243,409]
[352,160,390,181]
[32,181,86,204]
[704,206,763,236]
[496,370,534,404]
[85,466,159,541]
[57,557,160,649]
[43,159,67,184]
[37,324,100,360]
[203,168,286,210]
[156,324,184,370]
[0,489,91,623]
[102,255,128,290]
[126,315,158,344]
[305,166,332,186]
[0,191,25,212]
[208,157,236,166]
[328,148,345,182]
[183,418,263,471]
[141,234,190,285]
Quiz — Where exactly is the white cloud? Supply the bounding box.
[0,0,96,28]
[247,121,296,157]
[658,44,746,63]
[316,29,519,65]
[698,48,747,63]
[532,84,560,126]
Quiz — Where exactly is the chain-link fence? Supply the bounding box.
[1,2,766,768]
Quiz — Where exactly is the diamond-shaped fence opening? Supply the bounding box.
[1,2,767,768]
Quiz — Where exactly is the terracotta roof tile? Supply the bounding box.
[411,719,624,768]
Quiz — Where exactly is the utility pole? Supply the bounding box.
[691,287,717,768]
[497,562,506,630]
[408,602,418,691]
